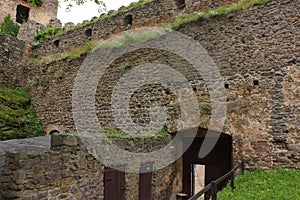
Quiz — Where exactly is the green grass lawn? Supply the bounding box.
[218,168,300,200]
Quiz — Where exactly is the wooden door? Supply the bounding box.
[139,162,154,200]
[104,166,125,200]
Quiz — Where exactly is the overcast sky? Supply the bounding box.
[57,0,137,25]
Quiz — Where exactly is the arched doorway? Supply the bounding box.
[181,128,232,200]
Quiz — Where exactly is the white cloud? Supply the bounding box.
[57,0,137,25]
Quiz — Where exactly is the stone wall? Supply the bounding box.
[22,0,300,169]
[0,0,57,25]
[0,134,177,199]
[30,0,241,59]
[185,0,239,11]
[18,20,45,42]
[0,33,25,87]
[0,136,104,200]
[31,0,179,58]
[177,0,300,167]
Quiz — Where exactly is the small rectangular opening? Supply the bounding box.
[192,164,205,199]
[176,0,186,10]
[85,28,92,37]
[53,40,60,48]
[16,4,30,24]
[123,14,133,30]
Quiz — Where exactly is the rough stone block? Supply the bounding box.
[62,135,78,147]
[51,134,63,147]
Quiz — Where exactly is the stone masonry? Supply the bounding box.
[0,33,25,87]
[0,0,57,25]
[15,0,299,168]
[0,0,299,199]
[0,134,177,199]
[30,0,242,58]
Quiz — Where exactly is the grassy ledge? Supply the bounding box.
[28,28,166,66]
[218,168,300,200]
[29,0,270,65]
[34,0,153,43]
[166,0,270,30]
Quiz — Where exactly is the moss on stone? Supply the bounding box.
[0,84,44,141]
[166,0,270,30]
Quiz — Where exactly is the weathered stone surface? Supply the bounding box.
[62,135,78,147]
[0,0,299,198]
[50,134,63,147]
[0,0,57,25]
[31,0,180,57]
[48,18,62,28]
[64,22,75,29]
[20,0,300,169]
[18,20,45,42]
[0,33,25,87]
[0,135,175,200]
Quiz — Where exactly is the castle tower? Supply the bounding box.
[0,0,58,25]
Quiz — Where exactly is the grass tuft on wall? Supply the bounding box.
[166,0,270,30]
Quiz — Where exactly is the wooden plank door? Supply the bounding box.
[104,166,125,200]
[139,162,154,200]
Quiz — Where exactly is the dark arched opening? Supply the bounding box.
[85,28,92,37]
[123,15,133,29]
[175,0,186,10]
[49,130,60,135]
[53,40,60,48]
[179,127,233,200]
[16,5,30,24]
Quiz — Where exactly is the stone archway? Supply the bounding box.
[46,124,64,135]
[180,127,233,199]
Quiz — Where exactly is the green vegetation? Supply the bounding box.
[95,28,166,49]
[29,29,165,65]
[62,0,106,12]
[34,0,153,43]
[28,40,95,66]
[31,0,272,64]
[0,84,44,141]
[0,15,20,37]
[166,0,270,30]
[218,168,300,200]
[35,27,62,42]
[33,0,270,44]
[27,0,44,7]
[124,62,133,70]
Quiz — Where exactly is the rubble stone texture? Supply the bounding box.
[0,0,57,25]
[0,135,176,199]
[0,0,299,199]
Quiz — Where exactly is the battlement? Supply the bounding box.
[30,0,241,58]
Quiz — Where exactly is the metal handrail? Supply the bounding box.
[188,160,245,200]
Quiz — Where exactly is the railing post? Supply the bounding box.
[230,171,235,191]
[211,181,217,200]
[241,160,245,173]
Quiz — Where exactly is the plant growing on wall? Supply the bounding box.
[0,15,20,37]
[27,0,44,7]
[0,84,44,141]
[62,0,106,12]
